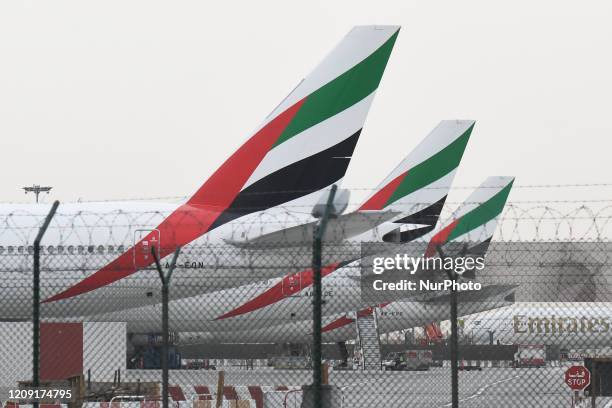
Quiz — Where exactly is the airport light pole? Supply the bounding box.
[32,201,59,408]
[312,184,337,408]
[23,185,53,203]
[152,246,181,408]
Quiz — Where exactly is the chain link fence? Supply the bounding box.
[0,201,611,408]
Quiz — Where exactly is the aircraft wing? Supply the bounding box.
[224,210,400,249]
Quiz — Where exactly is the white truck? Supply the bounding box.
[383,350,433,371]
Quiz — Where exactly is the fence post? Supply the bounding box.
[448,270,459,408]
[312,184,337,408]
[216,371,225,408]
[32,200,59,408]
[437,244,468,408]
[152,246,181,408]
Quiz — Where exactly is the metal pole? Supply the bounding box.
[32,201,59,408]
[312,185,337,408]
[449,274,459,408]
[215,371,225,408]
[437,244,469,408]
[152,246,181,408]
[436,245,458,408]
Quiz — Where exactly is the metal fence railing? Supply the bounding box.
[0,200,611,408]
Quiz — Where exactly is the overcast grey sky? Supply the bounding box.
[1,0,611,205]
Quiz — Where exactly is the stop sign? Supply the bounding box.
[564,365,591,391]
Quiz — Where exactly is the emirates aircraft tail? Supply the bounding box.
[45,25,399,303]
[203,25,400,228]
[322,177,515,333]
[425,176,515,259]
[358,120,475,242]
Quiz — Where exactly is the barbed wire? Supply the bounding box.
[0,203,611,245]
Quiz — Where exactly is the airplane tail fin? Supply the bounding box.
[42,26,400,304]
[425,176,515,259]
[358,120,475,242]
[193,25,400,230]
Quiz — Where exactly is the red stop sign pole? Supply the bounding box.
[565,365,591,407]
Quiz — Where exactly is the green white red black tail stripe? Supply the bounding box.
[359,120,474,244]
[223,27,400,217]
[243,93,376,190]
[359,120,474,212]
[210,130,361,228]
[425,176,514,257]
[44,26,399,303]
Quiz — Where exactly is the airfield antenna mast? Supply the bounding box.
[23,185,52,203]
